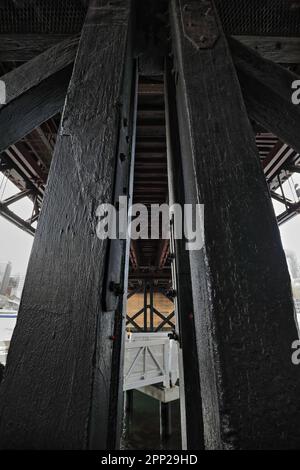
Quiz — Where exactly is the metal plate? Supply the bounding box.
[180,0,219,49]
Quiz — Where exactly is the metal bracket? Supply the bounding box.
[104,122,128,312]
[180,0,219,49]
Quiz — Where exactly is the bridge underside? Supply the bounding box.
[0,0,300,450]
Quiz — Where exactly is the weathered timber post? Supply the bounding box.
[165,57,205,450]
[0,0,134,450]
[159,401,172,442]
[170,0,300,449]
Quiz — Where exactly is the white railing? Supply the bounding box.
[295,299,300,316]
[0,310,17,365]
[0,341,9,365]
[123,332,179,392]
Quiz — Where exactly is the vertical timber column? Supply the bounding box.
[0,0,133,449]
[170,0,300,449]
[165,58,204,450]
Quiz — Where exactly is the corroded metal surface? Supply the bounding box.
[180,0,219,49]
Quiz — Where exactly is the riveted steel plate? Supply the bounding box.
[180,0,219,49]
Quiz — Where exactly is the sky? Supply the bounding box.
[273,173,300,263]
[0,173,299,280]
[0,176,34,275]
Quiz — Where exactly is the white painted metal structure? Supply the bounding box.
[0,310,17,365]
[123,332,179,391]
[295,299,300,331]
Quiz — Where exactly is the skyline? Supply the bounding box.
[0,177,34,276]
[0,175,299,279]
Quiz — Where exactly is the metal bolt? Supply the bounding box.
[168,289,177,299]
[109,281,124,296]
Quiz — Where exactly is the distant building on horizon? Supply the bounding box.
[286,250,300,280]
[0,262,12,296]
[10,273,26,299]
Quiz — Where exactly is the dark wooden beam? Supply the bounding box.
[233,35,300,63]
[0,0,133,450]
[170,0,300,449]
[129,271,171,280]
[0,36,79,107]
[230,37,300,155]
[0,34,75,62]
[0,65,72,154]
[165,57,204,450]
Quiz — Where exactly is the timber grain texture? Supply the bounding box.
[230,37,300,155]
[165,59,204,450]
[233,35,300,64]
[171,0,300,450]
[0,66,73,154]
[0,34,75,62]
[0,0,132,450]
[0,35,79,107]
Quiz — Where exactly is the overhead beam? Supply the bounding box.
[1,34,298,64]
[277,200,300,225]
[5,141,48,186]
[0,34,75,62]
[129,271,171,280]
[0,202,35,236]
[0,65,72,154]
[0,36,79,107]
[1,188,32,206]
[270,190,293,207]
[230,37,300,155]
[0,0,133,450]
[233,35,300,63]
[170,0,300,449]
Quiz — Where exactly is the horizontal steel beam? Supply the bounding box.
[1,189,32,207]
[0,34,75,61]
[0,202,35,236]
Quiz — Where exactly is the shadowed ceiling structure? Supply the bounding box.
[0,0,300,451]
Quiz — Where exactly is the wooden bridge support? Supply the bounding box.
[159,402,172,442]
[0,0,299,451]
[170,0,300,449]
[165,57,204,450]
[0,0,133,450]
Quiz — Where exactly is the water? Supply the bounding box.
[122,390,182,450]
